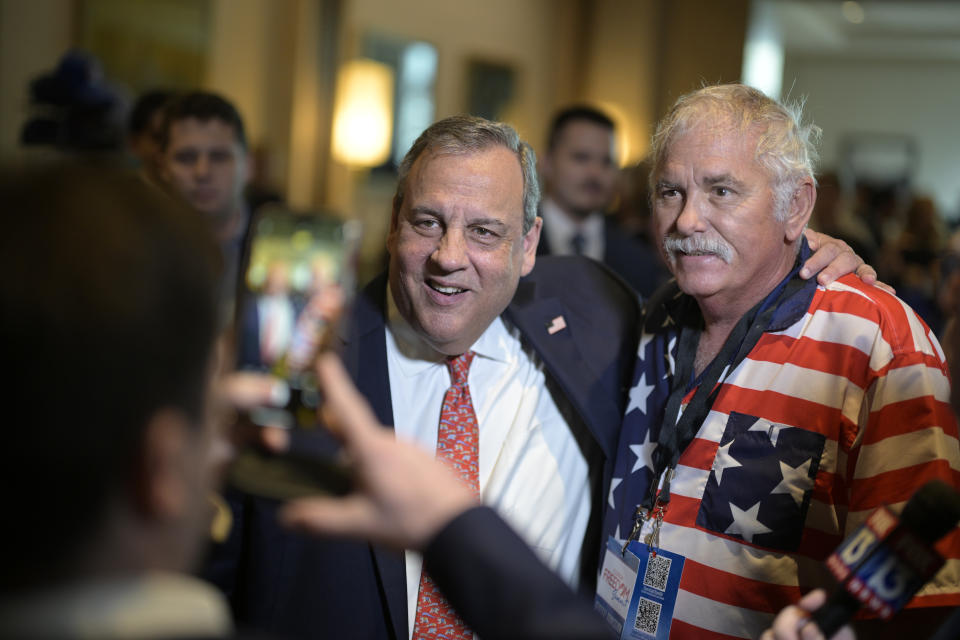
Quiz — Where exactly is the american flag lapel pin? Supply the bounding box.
[546,315,567,335]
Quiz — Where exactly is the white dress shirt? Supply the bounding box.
[540,197,605,261]
[256,293,295,364]
[385,288,591,638]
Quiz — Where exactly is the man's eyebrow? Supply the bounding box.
[655,179,681,190]
[408,207,509,229]
[467,217,508,229]
[409,206,441,217]
[703,174,748,190]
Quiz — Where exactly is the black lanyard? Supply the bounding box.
[642,273,807,511]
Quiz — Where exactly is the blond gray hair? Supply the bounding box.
[393,115,540,233]
[650,84,820,220]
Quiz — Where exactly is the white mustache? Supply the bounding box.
[663,233,734,264]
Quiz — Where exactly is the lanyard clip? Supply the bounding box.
[644,503,666,555]
[621,506,647,556]
[645,468,674,555]
[659,467,675,504]
[623,468,677,556]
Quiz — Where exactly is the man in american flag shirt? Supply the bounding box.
[604,84,960,639]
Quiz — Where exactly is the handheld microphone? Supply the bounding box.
[810,479,960,637]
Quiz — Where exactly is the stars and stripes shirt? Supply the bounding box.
[603,272,960,639]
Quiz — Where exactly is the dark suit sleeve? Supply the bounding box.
[423,506,613,640]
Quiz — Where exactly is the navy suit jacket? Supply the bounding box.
[538,216,669,300]
[205,256,640,640]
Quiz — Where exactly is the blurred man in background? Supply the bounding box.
[157,91,253,307]
[538,105,668,297]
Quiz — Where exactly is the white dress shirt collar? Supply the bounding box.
[540,197,606,261]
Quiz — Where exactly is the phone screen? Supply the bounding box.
[234,204,360,427]
[226,204,360,500]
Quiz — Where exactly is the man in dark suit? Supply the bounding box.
[538,105,669,298]
[208,115,643,640]
[281,353,614,640]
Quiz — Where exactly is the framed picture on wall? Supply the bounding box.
[466,58,515,122]
[77,0,210,93]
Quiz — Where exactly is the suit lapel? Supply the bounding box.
[343,275,395,427]
[341,275,407,640]
[503,278,619,459]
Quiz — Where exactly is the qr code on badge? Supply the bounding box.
[634,597,661,634]
[643,554,672,591]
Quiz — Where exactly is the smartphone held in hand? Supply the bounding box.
[228,203,360,498]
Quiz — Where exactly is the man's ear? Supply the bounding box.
[386,197,402,255]
[784,179,816,242]
[520,216,543,276]
[389,196,402,233]
[134,409,191,521]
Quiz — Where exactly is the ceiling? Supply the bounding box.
[770,0,960,61]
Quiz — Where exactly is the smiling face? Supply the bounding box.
[652,122,813,319]
[387,146,542,355]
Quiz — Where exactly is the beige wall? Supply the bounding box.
[340,0,582,156]
[335,0,581,276]
[0,0,74,161]
[654,0,750,118]
[205,0,338,210]
[785,55,960,219]
[581,0,659,164]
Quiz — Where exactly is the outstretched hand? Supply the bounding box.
[278,353,478,550]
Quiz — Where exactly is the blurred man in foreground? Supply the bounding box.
[0,165,229,637]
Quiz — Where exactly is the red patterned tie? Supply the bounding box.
[411,351,478,640]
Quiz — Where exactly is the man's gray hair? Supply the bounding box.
[393,115,540,234]
[650,84,820,220]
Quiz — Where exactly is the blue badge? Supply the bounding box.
[595,537,686,640]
